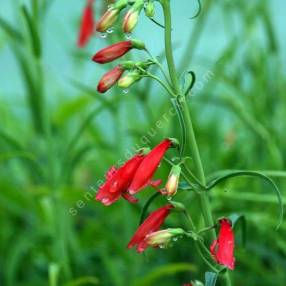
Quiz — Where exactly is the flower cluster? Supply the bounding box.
[83,1,240,284]
[96,0,154,34]
[92,39,147,93]
[95,138,176,205]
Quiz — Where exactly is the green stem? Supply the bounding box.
[161,0,180,93]
[160,1,232,285]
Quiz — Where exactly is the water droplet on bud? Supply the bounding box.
[122,88,130,94]
[172,237,178,242]
[125,33,132,40]
[167,196,172,201]
[107,27,114,34]
[100,32,107,38]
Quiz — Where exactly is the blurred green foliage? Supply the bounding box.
[0,0,285,285]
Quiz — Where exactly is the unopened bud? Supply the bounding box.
[96,0,128,32]
[165,165,181,197]
[145,228,185,248]
[97,65,125,93]
[144,1,155,18]
[92,40,144,64]
[122,0,144,33]
[118,70,141,88]
[168,137,180,148]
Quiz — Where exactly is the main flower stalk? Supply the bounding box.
[160,0,231,285]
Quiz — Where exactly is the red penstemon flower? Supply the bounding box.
[92,41,133,64]
[128,139,173,195]
[97,65,125,93]
[77,0,95,48]
[210,218,235,270]
[127,205,173,253]
[96,154,145,206]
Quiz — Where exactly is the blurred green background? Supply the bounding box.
[0,0,285,285]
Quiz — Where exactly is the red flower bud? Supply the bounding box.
[163,165,181,197]
[77,0,95,48]
[128,139,173,195]
[96,8,119,33]
[210,218,235,270]
[145,228,185,248]
[122,0,144,33]
[127,205,173,253]
[96,154,145,205]
[96,0,129,32]
[97,65,125,93]
[93,41,132,63]
[92,40,145,64]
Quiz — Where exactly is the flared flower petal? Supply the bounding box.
[97,65,125,93]
[210,218,235,270]
[95,154,145,205]
[77,0,95,48]
[128,139,173,195]
[127,204,173,252]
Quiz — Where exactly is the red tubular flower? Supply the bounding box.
[92,40,145,64]
[128,139,173,195]
[77,0,95,48]
[127,205,173,253]
[96,154,145,206]
[210,218,235,270]
[97,65,125,93]
[92,41,132,63]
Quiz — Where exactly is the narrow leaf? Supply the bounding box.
[205,271,217,286]
[207,170,284,229]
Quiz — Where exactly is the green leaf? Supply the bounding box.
[21,5,42,58]
[63,277,99,286]
[228,213,247,246]
[207,170,284,229]
[205,272,217,286]
[183,71,196,95]
[0,17,23,41]
[139,192,160,224]
[49,263,60,286]
[178,181,192,190]
[133,263,197,286]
